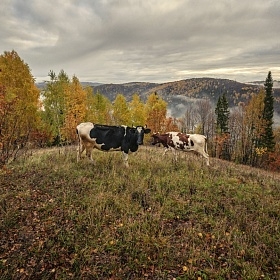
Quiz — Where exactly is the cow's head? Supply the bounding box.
[135,126,151,145]
[151,132,161,145]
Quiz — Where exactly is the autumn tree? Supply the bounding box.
[87,90,112,124]
[0,50,40,167]
[242,72,276,168]
[145,92,167,133]
[164,117,180,132]
[112,94,131,125]
[268,126,280,171]
[129,93,146,126]
[41,70,72,144]
[243,90,266,166]
[61,75,87,143]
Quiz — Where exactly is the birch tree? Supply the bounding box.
[41,70,69,144]
[112,94,130,125]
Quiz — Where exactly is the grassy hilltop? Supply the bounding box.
[0,145,280,279]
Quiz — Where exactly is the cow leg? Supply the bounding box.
[77,142,85,162]
[194,144,210,166]
[85,147,94,163]
[198,150,210,166]
[202,140,210,166]
[122,151,129,168]
[163,147,178,161]
[203,152,210,166]
[173,149,178,161]
[163,147,171,156]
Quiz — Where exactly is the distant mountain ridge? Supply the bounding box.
[90,78,280,118]
[36,78,280,120]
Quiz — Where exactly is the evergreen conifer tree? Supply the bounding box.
[215,93,229,133]
[262,71,275,152]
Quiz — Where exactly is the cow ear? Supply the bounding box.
[144,128,151,134]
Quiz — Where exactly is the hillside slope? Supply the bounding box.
[92,78,280,118]
[1,146,279,279]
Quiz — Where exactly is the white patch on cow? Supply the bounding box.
[103,146,122,152]
[76,122,95,162]
[122,151,129,168]
[92,142,104,150]
[122,125,127,136]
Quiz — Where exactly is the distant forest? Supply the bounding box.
[89,78,280,118]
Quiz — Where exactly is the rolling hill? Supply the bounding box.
[91,78,280,118]
[37,78,280,120]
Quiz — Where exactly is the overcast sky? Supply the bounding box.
[1,0,280,84]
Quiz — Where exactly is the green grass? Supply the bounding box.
[0,145,280,279]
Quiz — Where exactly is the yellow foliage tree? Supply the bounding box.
[42,70,69,144]
[112,94,131,125]
[61,76,87,143]
[241,89,266,165]
[129,93,146,126]
[86,90,112,124]
[0,50,40,166]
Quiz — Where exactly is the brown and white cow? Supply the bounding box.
[151,132,210,166]
[76,122,151,167]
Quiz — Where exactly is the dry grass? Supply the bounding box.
[0,145,280,279]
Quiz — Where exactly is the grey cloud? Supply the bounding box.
[1,0,279,83]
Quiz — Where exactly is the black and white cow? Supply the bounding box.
[151,132,210,166]
[76,122,151,167]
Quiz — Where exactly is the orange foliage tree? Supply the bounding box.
[267,127,280,171]
[145,92,167,133]
[163,117,180,132]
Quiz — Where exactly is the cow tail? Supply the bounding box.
[76,129,81,145]
[204,136,208,154]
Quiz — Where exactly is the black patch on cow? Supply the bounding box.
[122,127,140,153]
[190,140,194,146]
[178,143,184,150]
[89,125,148,153]
[90,125,125,151]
